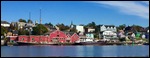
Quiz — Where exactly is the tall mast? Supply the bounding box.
[40,9,42,35]
[29,12,31,20]
[40,9,42,24]
[29,12,31,35]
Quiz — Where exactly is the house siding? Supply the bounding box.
[18,36,29,42]
[9,36,18,41]
[70,33,79,43]
[49,30,67,43]
[13,30,80,43]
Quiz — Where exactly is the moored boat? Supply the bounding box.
[73,41,107,45]
[143,43,149,45]
[16,41,57,45]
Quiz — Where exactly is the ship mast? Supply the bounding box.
[40,9,42,24]
[29,12,31,20]
[40,9,42,35]
[29,12,31,35]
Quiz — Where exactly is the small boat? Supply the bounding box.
[73,41,107,45]
[143,43,149,45]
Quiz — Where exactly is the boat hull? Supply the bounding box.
[143,43,149,45]
[16,41,56,46]
[73,42,107,45]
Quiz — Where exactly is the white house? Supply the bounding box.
[1,21,10,27]
[76,25,85,35]
[17,22,26,29]
[12,22,35,30]
[99,25,117,40]
[100,25,117,32]
[102,31,117,40]
[88,28,95,32]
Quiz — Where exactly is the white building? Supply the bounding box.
[76,25,85,34]
[88,28,95,32]
[1,21,10,27]
[99,25,117,40]
[16,22,26,29]
[11,22,35,30]
[100,25,117,32]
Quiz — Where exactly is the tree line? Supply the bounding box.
[1,19,149,36]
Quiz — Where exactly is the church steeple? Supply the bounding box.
[71,21,73,25]
[70,21,74,28]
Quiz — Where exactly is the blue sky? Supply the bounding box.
[1,1,149,27]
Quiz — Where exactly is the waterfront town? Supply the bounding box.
[1,1,149,57]
[1,19,149,46]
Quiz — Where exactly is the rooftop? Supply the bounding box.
[1,21,10,24]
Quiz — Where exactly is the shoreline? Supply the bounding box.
[2,44,149,46]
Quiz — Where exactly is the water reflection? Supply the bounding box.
[1,45,149,57]
[84,45,94,57]
[100,46,118,57]
[75,46,85,57]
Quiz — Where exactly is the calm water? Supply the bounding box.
[1,45,149,57]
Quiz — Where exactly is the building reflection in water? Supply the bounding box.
[75,46,85,57]
[100,46,117,57]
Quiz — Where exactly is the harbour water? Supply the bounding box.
[1,45,149,57]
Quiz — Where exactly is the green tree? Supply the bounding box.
[32,24,48,35]
[27,19,33,23]
[18,28,29,35]
[45,22,53,26]
[9,24,15,30]
[9,24,18,30]
[70,28,77,32]
[79,24,85,26]
[132,25,142,32]
[85,22,96,28]
[95,25,100,33]
[19,18,26,23]
[56,23,70,31]
[117,24,126,31]
[1,26,7,35]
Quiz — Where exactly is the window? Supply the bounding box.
[32,38,34,41]
[10,40,13,43]
[67,40,70,42]
[57,35,59,37]
[22,38,24,41]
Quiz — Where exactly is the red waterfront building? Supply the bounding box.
[49,30,68,43]
[10,30,80,43]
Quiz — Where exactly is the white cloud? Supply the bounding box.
[89,1,149,20]
[141,1,149,5]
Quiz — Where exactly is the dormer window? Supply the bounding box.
[57,35,59,37]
